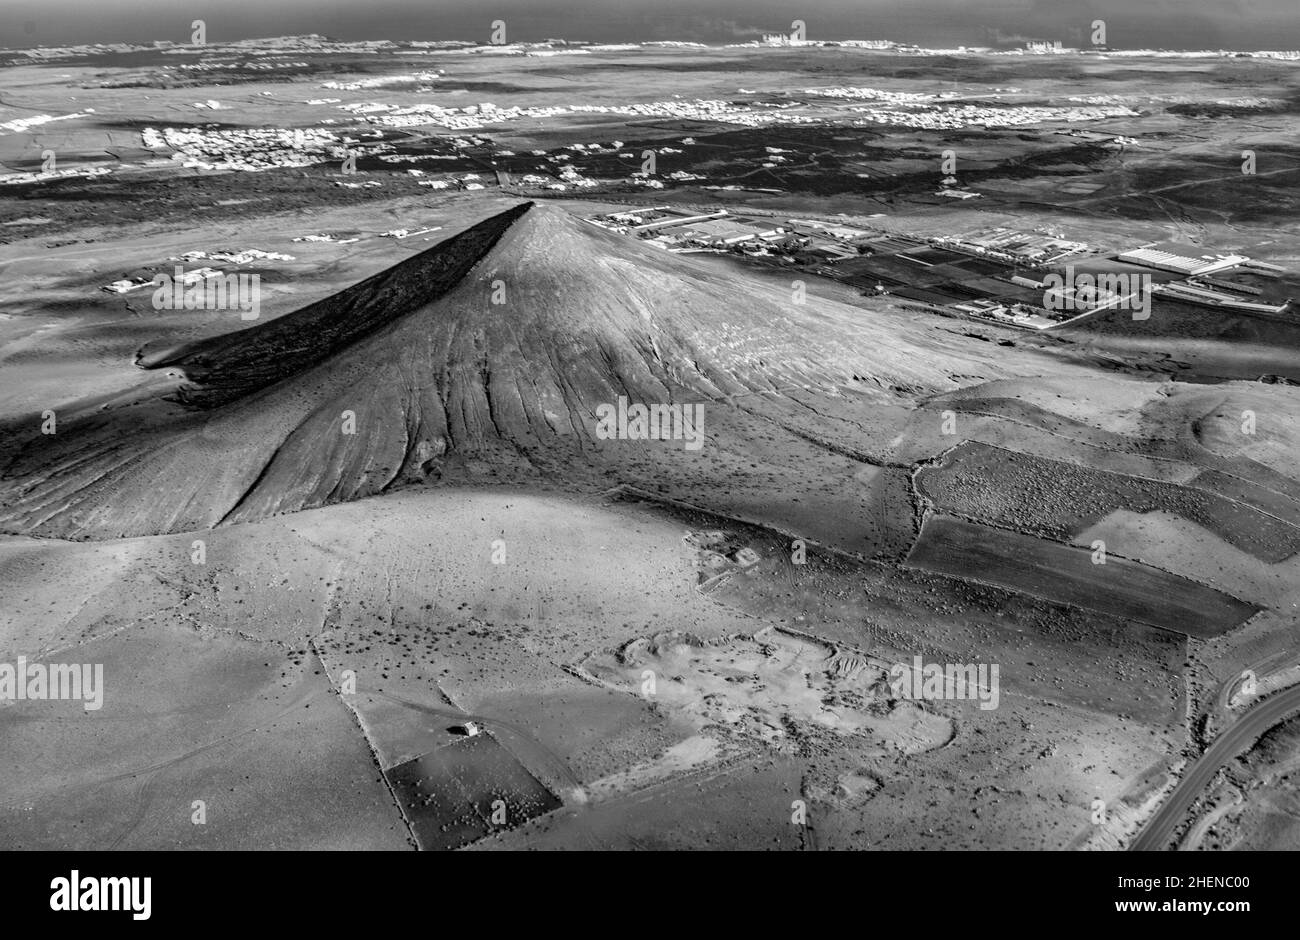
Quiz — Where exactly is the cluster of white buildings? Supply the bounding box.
[411,174,484,190]
[576,99,812,128]
[5,42,143,60]
[156,35,403,56]
[0,111,88,135]
[142,124,387,171]
[803,86,938,104]
[102,267,222,294]
[380,226,443,239]
[731,38,897,50]
[850,102,1139,129]
[1094,49,1300,60]
[171,60,308,71]
[1022,41,1072,54]
[101,247,294,295]
[333,85,1132,139]
[293,233,359,244]
[553,164,600,189]
[0,165,110,186]
[102,277,152,293]
[322,71,443,90]
[1068,94,1134,106]
[934,229,1092,265]
[431,41,707,57]
[171,248,295,264]
[563,140,624,152]
[345,97,811,131]
[1118,246,1248,277]
[380,147,480,165]
[10,35,1299,64]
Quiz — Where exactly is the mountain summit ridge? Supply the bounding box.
[0,201,1008,539]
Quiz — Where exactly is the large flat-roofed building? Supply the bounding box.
[1118,242,1248,276]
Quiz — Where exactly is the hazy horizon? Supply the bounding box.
[3,0,1299,51]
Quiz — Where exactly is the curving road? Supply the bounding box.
[1131,684,1300,850]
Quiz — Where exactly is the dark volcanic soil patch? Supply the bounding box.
[916,441,1300,562]
[140,202,533,407]
[385,732,562,850]
[905,515,1259,637]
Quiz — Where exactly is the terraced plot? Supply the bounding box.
[905,515,1259,637]
[387,733,562,851]
[915,441,1300,562]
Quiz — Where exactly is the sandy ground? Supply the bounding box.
[0,483,1178,849]
[3,45,1300,849]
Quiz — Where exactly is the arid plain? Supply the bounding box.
[2,37,1299,850]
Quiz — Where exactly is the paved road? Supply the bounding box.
[1131,684,1300,850]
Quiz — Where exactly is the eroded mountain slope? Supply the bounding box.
[0,201,1025,539]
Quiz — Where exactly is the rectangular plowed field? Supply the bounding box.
[905,515,1259,637]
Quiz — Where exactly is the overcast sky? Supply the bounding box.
[4,0,1298,50]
